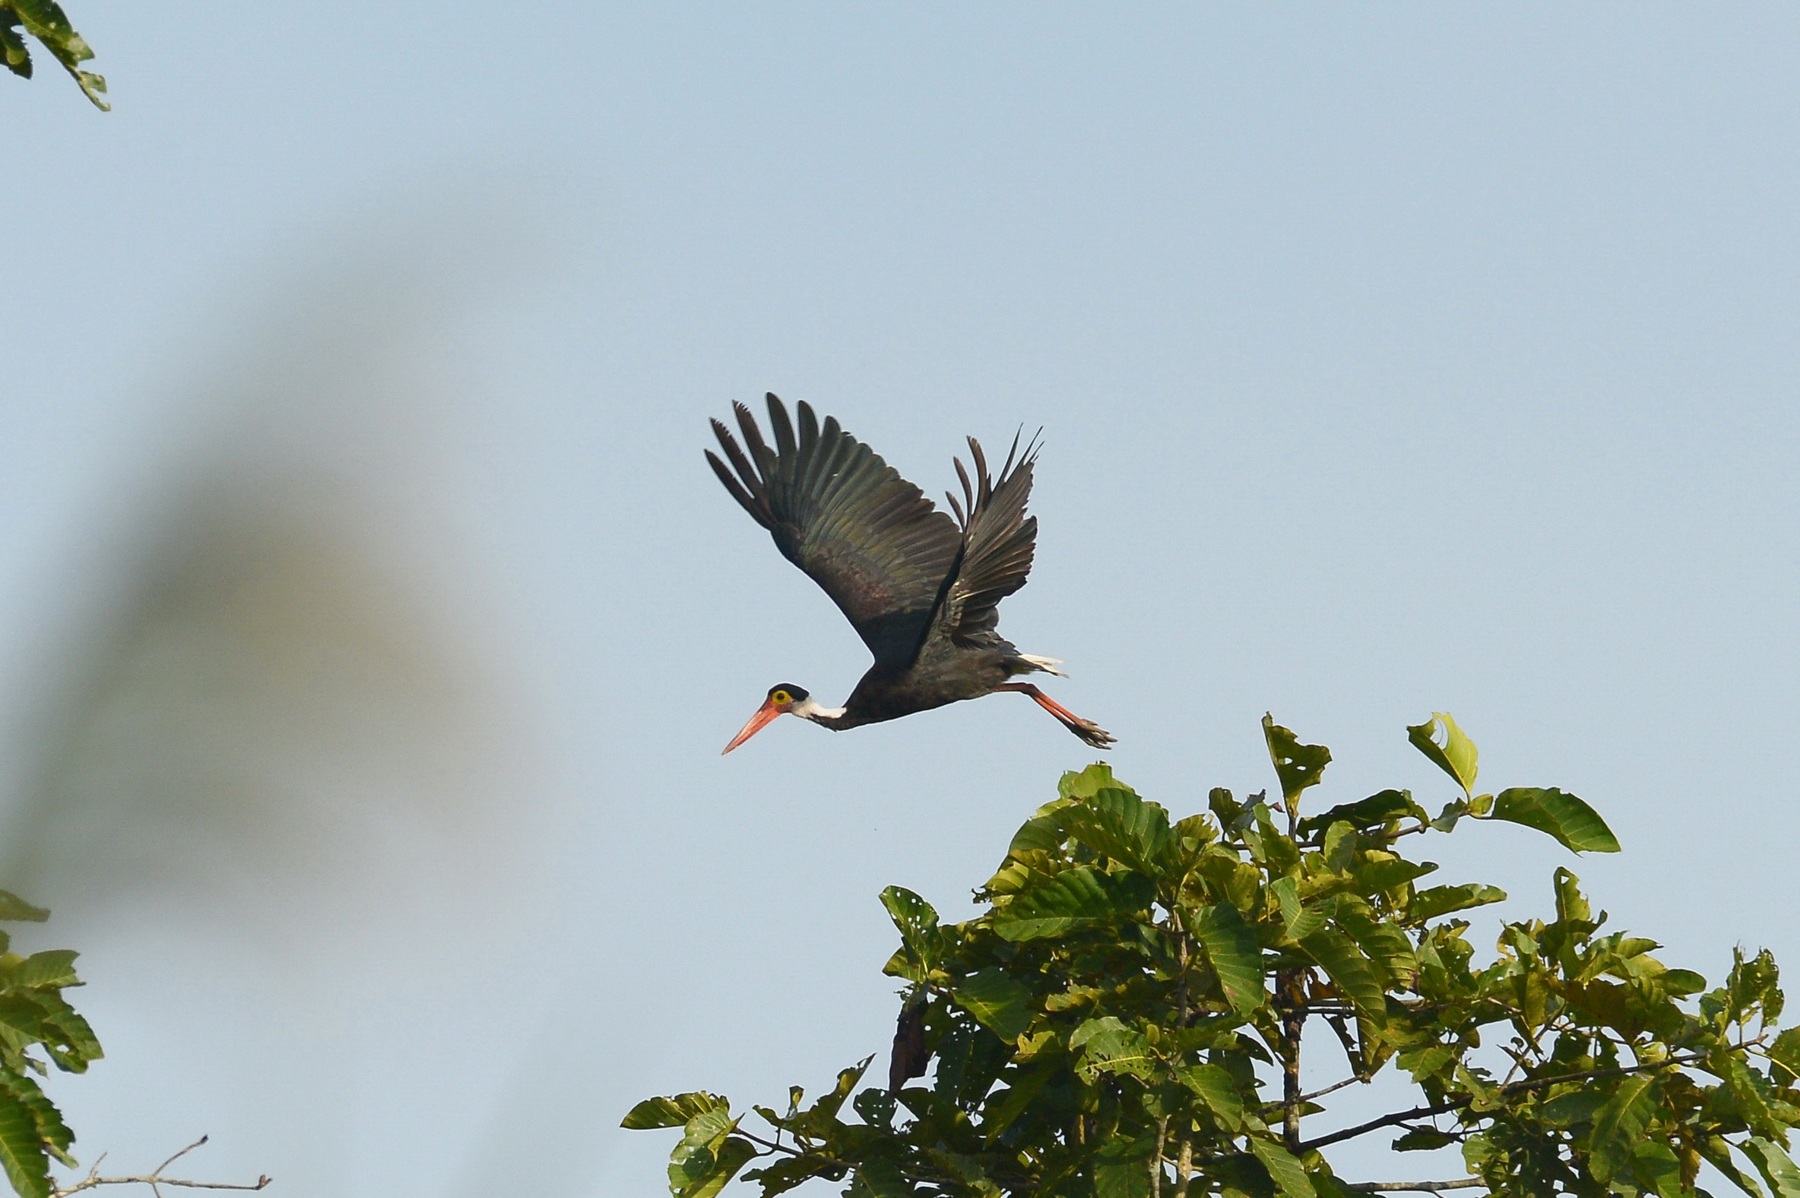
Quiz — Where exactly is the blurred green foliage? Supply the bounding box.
[2,1,105,110]
[629,713,1800,1196]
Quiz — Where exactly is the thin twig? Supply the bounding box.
[1302,1051,1707,1151]
[1342,1180,1484,1194]
[51,1137,271,1198]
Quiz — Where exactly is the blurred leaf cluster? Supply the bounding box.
[629,713,1800,1197]
[2,1,105,110]
[0,893,99,1198]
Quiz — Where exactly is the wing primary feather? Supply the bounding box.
[946,491,965,525]
[709,418,763,499]
[705,450,766,525]
[766,393,798,459]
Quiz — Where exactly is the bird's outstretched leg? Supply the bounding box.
[998,683,1116,749]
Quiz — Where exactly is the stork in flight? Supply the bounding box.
[707,394,1114,754]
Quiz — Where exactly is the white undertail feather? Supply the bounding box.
[1018,654,1068,678]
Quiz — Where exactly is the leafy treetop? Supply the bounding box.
[628,713,1800,1198]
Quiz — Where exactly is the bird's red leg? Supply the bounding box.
[998,683,1116,749]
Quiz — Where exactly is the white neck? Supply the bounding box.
[793,695,847,722]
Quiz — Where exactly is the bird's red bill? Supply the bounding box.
[722,698,783,754]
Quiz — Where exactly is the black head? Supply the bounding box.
[767,683,809,705]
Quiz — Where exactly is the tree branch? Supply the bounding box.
[1302,1051,1708,1151]
[51,1137,271,1197]
[1342,1181,1484,1194]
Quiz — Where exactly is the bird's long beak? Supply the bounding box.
[722,698,785,754]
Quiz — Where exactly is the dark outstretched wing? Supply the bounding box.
[707,394,962,667]
[932,430,1041,649]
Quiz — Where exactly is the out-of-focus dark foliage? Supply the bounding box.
[2,1,105,110]
[628,713,1800,1197]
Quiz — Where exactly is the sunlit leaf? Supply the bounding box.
[1186,902,1265,1016]
[621,1092,728,1130]
[1406,883,1506,924]
[1407,712,1479,797]
[879,886,942,980]
[1064,786,1175,879]
[1264,715,1331,809]
[1487,787,1620,853]
[0,896,47,924]
[994,866,1155,941]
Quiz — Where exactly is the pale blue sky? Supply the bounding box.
[3,6,1797,1194]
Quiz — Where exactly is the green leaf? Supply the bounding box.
[1061,762,1121,799]
[953,968,1035,1041]
[1298,928,1385,1021]
[0,895,48,924]
[1702,1134,1767,1198]
[1071,1016,1158,1082]
[1768,1027,1800,1083]
[1586,1074,1659,1184]
[1744,1139,1800,1198]
[1297,789,1425,837]
[1632,1140,1688,1198]
[1487,787,1620,853]
[1406,883,1506,923]
[10,952,78,991]
[879,887,942,980]
[994,866,1155,941]
[1064,786,1175,879]
[1176,1062,1246,1130]
[1095,1136,1154,1198]
[0,24,30,76]
[1263,715,1332,808]
[849,1159,914,1197]
[0,1080,49,1198]
[1407,712,1479,797]
[621,1091,728,1130]
[1186,902,1265,1016]
[1248,1137,1316,1198]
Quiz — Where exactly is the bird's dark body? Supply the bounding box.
[708,394,1113,749]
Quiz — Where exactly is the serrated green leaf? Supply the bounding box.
[1264,715,1331,808]
[1406,883,1506,923]
[1487,787,1620,853]
[0,26,29,76]
[621,1091,728,1130]
[1407,713,1479,797]
[1768,1027,1800,1083]
[1702,1134,1767,1198]
[994,866,1155,941]
[953,969,1035,1041]
[0,1081,49,1198]
[1186,902,1265,1016]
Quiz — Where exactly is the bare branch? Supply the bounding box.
[1342,1181,1484,1194]
[50,1138,271,1198]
